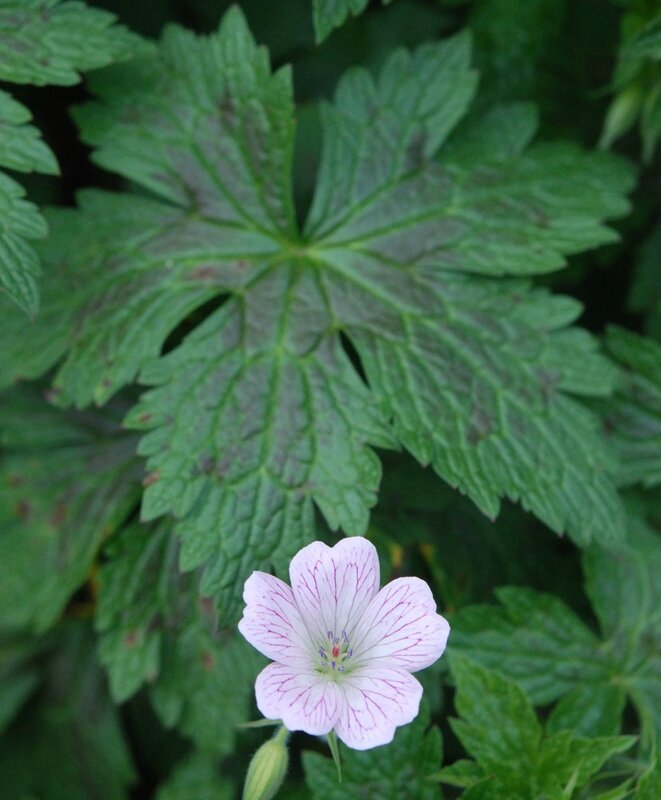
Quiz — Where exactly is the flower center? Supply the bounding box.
[318,629,353,673]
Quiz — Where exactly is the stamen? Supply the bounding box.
[318,629,354,673]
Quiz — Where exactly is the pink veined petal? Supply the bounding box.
[238,571,313,663]
[289,537,380,646]
[334,665,423,750]
[255,662,343,735]
[351,577,450,672]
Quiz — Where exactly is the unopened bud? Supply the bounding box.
[242,725,289,800]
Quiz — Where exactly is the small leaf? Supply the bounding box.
[441,656,635,798]
[302,702,441,800]
[450,515,661,742]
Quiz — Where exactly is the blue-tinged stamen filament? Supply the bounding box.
[318,629,353,673]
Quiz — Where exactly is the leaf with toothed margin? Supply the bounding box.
[434,655,635,799]
[311,0,396,43]
[126,269,394,618]
[0,170,46,315]
[0,0,147,316]
[0,385,142,632]
[95,520,265,755]
[303,702,442,800]
[0,91,58,175]
[14,9,634,620]
[449,513,661,743]
[0,0,146,86]
[596,327,661,488]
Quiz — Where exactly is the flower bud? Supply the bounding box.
[242,725,289,800]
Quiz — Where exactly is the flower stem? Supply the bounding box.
[326,730,342,783]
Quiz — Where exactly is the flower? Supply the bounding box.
[238,537,450,750]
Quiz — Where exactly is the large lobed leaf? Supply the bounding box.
[449,514,661,744]
[2,8,635,619]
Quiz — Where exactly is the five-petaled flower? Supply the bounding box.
[238,537,450,750]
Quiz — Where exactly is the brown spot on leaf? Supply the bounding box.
[199,596,214,618]
[198,455,215,474]
[467,407,494,445]
[14,500,31,520]
[49,503,68,527]
[123,629,140,648]
[142,470,161,487]
[201,651,215,671]
[137,412,152,424]
[7,474,24,487]
[536,368,559,401]
[190,265,221,281]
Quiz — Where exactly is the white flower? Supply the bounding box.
[238,537,450,750]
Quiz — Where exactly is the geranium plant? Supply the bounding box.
[0,1,660,798]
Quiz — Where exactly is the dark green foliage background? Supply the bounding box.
[1,1,660,798]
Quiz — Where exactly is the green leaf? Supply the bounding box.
[0,624,135,800]
[0,0,147,86]
[629,226,661,341]
[0,632,52,734]
[155,753,233,800]
[302,702,442,800]
[0,205,86,387]
[468,0,565,104]
[312,0,398,43]
[636,752,661,800]
[615,15,661,86]
[96,520,264,755]
[450,515,661,742]
[0,0,147,315]
[448,653,541,789]
[312,0,368,42]
[599,327,661,488]
[0,385,142,631]
[0,90,58,174]
[18,11,635,616]
[439,655,635,798]
[0,169,46,315]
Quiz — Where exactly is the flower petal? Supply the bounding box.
[238,571,313,663]
[289,537,380,646]
[255,662,343,735]
[335,665,423,750]
[351,577,450,672]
